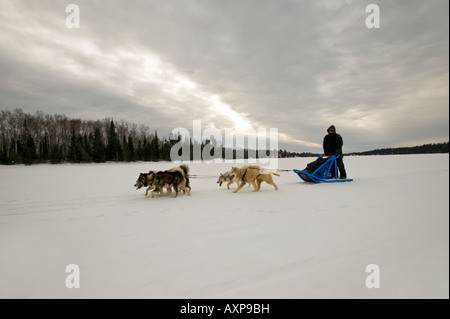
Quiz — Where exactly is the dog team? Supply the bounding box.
[134,164,279,198]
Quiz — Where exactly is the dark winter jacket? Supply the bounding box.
[323,125,343,156]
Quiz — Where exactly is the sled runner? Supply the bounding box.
[294,155,353,183]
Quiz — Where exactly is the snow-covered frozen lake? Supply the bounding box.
[0,154,448,298]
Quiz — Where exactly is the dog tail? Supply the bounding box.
[186,176,190,189]
[179,164,190,176]
[272,173,280,177]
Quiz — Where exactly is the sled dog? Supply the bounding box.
[217,171,238,189]
[230,165,279,193]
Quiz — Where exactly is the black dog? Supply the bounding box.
[152,170,190,198]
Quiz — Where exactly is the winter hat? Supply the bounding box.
[327,125,336,133]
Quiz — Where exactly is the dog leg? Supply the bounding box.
[233,181,247,193]
[271,182,279,190]
[164,186,172,196]
[227,182,232,189]
[251,181,258,192]
[257,179,262,191]
[179,186,190,196]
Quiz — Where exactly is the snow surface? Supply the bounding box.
[0,154,448,298]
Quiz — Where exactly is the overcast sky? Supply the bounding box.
[0,0,448,152]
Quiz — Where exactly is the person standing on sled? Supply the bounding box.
[323,125,347,179]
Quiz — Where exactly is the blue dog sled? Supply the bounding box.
[293,155,353,183]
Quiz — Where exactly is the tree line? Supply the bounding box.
[347,142,449,156]
[1,109,447,165]
[0,108,180,165]
[280,142,449,158]
[0,108,282,165]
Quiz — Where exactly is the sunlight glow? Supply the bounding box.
[0,5,254,133]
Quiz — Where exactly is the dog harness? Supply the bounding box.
[156,172,176,183]
[241,169,260,181]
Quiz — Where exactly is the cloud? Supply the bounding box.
[0,0,448,152]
